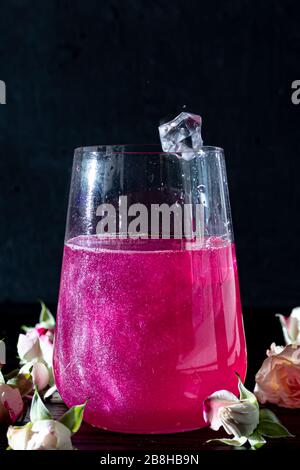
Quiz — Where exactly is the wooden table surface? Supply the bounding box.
[1,306,300,453]
[56,401,300,452]
[1,400,299,454]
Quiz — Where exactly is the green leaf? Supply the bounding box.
[38,301,55,329]
[21,325,33,333]
[259,408,281,424]
[30,387,52,423]
[60,401,87,433]
[258,408,294,438]
[248,432,266,450]
[236,373,258,406]
[258,421,294,438]
[206,436,247,447]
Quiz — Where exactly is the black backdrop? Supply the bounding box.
[1,0,300,310]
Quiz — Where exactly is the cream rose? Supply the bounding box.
[17,329,42,363]
[7,420,73,450]
[204,389,259,438]
[7,387,87,451]
[254,343,300,408]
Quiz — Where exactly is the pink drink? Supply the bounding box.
[54,235,247,434]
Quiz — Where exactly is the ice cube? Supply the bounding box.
[158,112,203,154]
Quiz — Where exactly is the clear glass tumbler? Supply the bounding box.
[54,145,247,434]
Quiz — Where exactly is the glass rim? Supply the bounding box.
[74,144,224,155]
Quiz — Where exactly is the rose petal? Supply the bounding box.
[219,402,259,437]
[291,307,300,321]
[277,308,300,345]
[35,326,48,337]
[0,384,24,423]
[39,335,53,368]
[203,390,238,431]
[44,385,57,399]
[17,330,41,363]
[274,344,300,364]
[29,420,73,450]
[32,362,50,391]
[7,424,33,450]
[255,343,300,408]
[267,342,285,356]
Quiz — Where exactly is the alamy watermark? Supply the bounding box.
[0,80,6,104]
[96,196,205,240]
[0,340,6,366]
[291,80,300,105]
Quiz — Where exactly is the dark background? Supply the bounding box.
[1,0,300,312]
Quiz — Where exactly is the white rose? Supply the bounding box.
[17,330,41,363]
[7,419,73,450]
[277,307,300,345]
[17,329,54,367]
[204,389,259,438]
[7,423,32,450]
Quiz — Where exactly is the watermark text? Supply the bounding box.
[0,80,6,104]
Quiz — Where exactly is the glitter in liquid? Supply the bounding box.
[54,236,247,434]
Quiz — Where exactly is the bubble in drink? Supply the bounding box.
[158,112,203,160]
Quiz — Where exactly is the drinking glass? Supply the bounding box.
[54,145,247,434]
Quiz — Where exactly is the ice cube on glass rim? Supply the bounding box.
[158,112,203,153]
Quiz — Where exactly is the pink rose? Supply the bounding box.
[31,363,50,391]
[17,302,56,395]
[0,384,24,424]
[35,323,55,338]
[39,332,54,368]
[254,343,300,408]
[17,329,54,365]
[17,329,54,392]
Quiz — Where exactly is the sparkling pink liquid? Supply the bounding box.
[54,236,247,434]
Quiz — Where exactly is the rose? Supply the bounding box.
[18,332,54,392]
[204,389,259,438]
[18,333,53,392]
[277,307,300,345]
[17,324,54,367]
[17,329,41,363]
[7,388,86,451]
[18,360,55,397]
[255,343,300,408]
[39,331,54,367]
[17,302,55,394]
[31,362,51,391]
[204,374,293,450]
[0,383,23,424]
[7,420,73,450]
